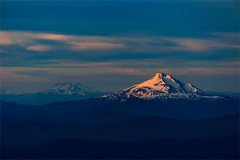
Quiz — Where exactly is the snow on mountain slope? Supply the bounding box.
[126,72,202,94]
[103,72,203,101]
[44,82,99,95]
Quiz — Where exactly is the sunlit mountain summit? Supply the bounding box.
[126,72,202,95]
[104,72,204,101]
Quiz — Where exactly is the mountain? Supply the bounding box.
[1,74,239,159]
[43,82,99,95]
[1,95,239,159]
[103,72,204,101]
[0,82,107,105]
[0,88,6,95]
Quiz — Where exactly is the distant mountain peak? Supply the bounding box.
[44,82,99,95]
[0,88,6,94]
[104,72,203,101]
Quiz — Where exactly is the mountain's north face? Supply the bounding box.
[104,72,203,101]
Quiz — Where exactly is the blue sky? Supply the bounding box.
[0,0,239,92]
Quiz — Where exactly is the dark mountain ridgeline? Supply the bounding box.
[1,96,239,159]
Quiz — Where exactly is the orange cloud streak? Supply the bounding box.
[37,33,71,41]
[27,45,51,52]
[71,42,124,51]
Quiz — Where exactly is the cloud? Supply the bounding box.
[70,42,124,51]
[1,31,239,54]
[0,31,35,46]
[0,35,14,46]
[108,69,146,76]
[3,59,239,78]
[0,68,50,83]
[155,67,239,76]
[10,58,239,75]
[0,31,125,52]
[36,33,72,41]
[168,38,240,52]
[0,66,146,86]
[27,45,52,52]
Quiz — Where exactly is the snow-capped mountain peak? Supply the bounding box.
[126,72,178,93]
[104,72,203,101]
[45,82,98,95]
[125,72,201,94]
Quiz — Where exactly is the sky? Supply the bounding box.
[0,0,239,92]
